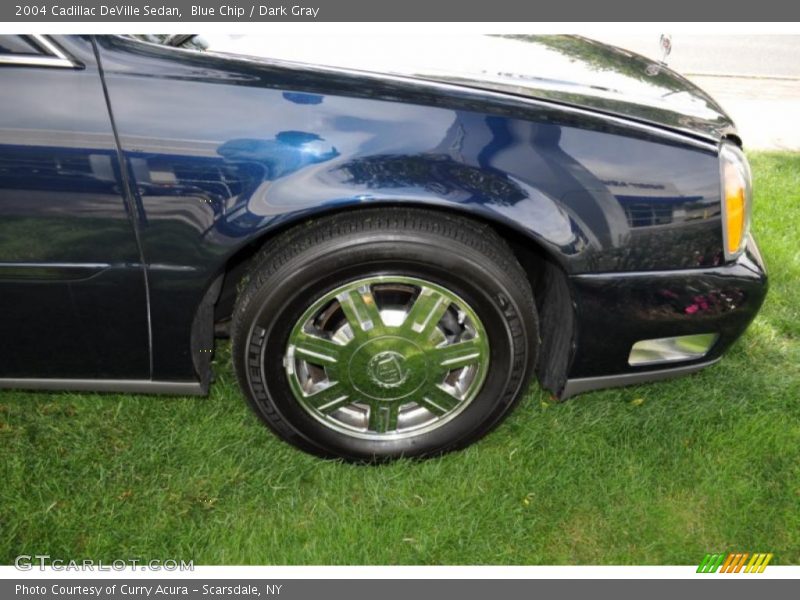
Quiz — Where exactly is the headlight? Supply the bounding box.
[719,142,752,260]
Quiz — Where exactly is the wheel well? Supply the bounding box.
[212,204,575,396]
[723,133,744,148]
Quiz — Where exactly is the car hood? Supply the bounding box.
[198,34,735,142]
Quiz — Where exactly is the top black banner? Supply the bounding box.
[5,0,800,21]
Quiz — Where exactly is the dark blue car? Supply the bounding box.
[0,34,767,460]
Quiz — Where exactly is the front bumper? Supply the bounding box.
[560,234,767,398]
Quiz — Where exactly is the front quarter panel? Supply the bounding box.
[90,35,726,382]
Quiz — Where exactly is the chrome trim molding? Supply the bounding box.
[560,358,721,399]
[0,378,205,396]
[0,262,111,281]
[0,55,73,68]
[0,35,76,69]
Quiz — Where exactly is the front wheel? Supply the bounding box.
[231,208,538,461]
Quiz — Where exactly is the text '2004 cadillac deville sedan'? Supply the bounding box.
[0,34,767,460]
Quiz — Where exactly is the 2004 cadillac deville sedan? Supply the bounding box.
[0,34,767,460]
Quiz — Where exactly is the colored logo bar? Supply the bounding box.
[697,552,773,573]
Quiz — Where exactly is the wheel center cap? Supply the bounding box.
[348,336,428,401]
[368,351,409,388]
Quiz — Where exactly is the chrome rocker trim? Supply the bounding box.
[0,378,204,396]
[560,358,721,399]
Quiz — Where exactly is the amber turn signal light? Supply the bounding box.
[720,143,752,260]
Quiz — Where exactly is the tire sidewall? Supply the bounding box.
[234,230,535,460]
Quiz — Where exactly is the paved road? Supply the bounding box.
[589,35,800,149]
[589,35,800,78]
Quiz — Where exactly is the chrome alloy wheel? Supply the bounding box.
[284,276,490,440]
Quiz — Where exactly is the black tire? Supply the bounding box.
[231,208,538,461]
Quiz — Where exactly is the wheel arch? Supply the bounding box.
[203,200,576,397]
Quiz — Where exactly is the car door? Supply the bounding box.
[0,35,150,381]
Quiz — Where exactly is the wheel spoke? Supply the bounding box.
[402,287,450,339]
[289,331,342,366]
[417,385,461,416]
[367,402,400,433]
[305,382,350,414]
[337,285,384,336]
[429,337,485,372]
[284,275,491,440]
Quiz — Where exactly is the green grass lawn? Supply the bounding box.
[1,153,798,566]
